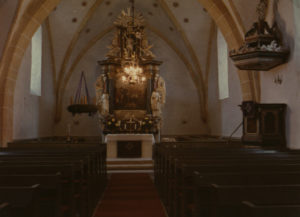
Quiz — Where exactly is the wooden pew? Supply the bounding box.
[0,164,76,217]
[153,143,300,217]
[0,174,61,217]
[0,144,107,217]
[0,202,11,217]
[208,184,300,217]
[0,184,40,217]
[0,150,105,216]
[165,159,300,216]
[241,201,300,217]
[191,172,300,217]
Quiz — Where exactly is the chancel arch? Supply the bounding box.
[0,0,61,146]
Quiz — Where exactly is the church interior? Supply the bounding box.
[1,0,300,216]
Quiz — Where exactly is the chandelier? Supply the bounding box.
[122,62,146,84]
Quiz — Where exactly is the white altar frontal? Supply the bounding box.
[105,134,155,160]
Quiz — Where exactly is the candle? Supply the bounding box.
[84,96,87,104]
[70,97,73,105]
[67,124,71,136]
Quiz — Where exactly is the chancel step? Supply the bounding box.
[106,159,153,172]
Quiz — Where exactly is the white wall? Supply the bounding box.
[208,34,243,138]
[259,0,300,149]
[0,0,18,60]
[13,25,55,140]
[151,32,208,135]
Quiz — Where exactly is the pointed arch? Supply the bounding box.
[0,0,61,146]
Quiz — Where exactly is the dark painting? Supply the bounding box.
[114,76,147,110]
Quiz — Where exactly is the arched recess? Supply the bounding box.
[0,0,62,146]
[0,0,257,146]
[56,25,205,130]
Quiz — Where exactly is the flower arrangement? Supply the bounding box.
[102,115,158,133]
[104,116,121,132]
[141,116,154,132]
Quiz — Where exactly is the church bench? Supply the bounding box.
[154,147,287,187]
[157,150,300,188]
[161,158,300,212]
[173,162,300,210]
[0,160,90,217]
[0,146,107,184]
[0,147,107,186]
[154,144,300,217]
[206,184,300,217]
[0,164,78,217]
[241,201,300,217]
[0,148,107,217]
[186,172,300,217]
[165,162,300,217]
[0,158,100,217]
[0,202,11,217]
[0,174,62,217]
[0,184,40,217]
[0,151,106,212]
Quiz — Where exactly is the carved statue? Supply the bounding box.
[125,36,134,58]
[141,36,155,59]
[99,93,109,117]
[261,40,282,52]
[107,31,121,58]
[151,91,162,117]
[107,7,154,61]
[95,74,105,100]
[151,74,166,117]
[245,0,279,40]
[95,74,109,117]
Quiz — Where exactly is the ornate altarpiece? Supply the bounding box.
[95,7,166,139]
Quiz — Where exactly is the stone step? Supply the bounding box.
[107,160,153,165]
[106,159,154,172]
[107,164,153,170]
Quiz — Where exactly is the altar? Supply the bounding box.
[105,134,155,159]
[96,5,165,164]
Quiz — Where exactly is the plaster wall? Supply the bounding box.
[13,25,55,140]
[259,0,300,149]
[0,0,18,60]
[208,32,243,138]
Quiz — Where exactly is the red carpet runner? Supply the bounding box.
[93,173,168,217]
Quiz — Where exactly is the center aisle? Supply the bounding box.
[93,173,168,217]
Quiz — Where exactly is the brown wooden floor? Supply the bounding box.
[93,173,168,217]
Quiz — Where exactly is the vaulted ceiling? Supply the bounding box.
[47,0,213,91]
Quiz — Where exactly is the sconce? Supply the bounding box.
[274,74,282,84]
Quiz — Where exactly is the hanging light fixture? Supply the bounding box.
[67,71,97,116]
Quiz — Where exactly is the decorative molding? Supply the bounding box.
[45,17,57,92]
[204,20,216,125]
[54,0,105,121]
[227,0,246,34]
[0,0,62,146]
[55,0,104,92]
